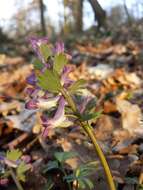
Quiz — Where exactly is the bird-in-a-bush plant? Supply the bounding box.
[25,36,116,190]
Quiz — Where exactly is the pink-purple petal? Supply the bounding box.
[26,72,37,86]
[25,99,38,110]
[55,42,64,54]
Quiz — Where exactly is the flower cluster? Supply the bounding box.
[25,36,97,137]
[25,37,76,137]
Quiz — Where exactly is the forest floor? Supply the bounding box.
[0,35,143,190]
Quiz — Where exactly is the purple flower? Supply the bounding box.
[41,97,72,137]
[0,155,4,161]
[25,87,35,96]
[38,96,60,109]
[25,99,38,110]
[0,178,9,186]
[28,36,48,63]
[61,65,75,87]
[55,42,64,54]
[26,72,37,86]
[25,96,60,110]
[21,155,31,163]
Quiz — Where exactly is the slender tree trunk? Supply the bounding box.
[63,0,68,35]
[123,0,132,25]
[39,0,46,35]
[75,0,83,33]
[88,0,106,28]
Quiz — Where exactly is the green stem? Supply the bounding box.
[9,168,24,190]
[60,163,72,190]
[60,88,116,190]
[82,123,116,190]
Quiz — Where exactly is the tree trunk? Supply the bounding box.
[123,0,132,26]
[39,0,46,35]
[88,0,106,28]
[75,0,83,33]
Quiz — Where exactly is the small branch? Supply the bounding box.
[9,168,24,190]
[4,133,29,149]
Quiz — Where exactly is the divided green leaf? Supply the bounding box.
[68,79,86,94]
[43,161,59,173]
[53,53,67,74]
[6,149,22,161]
[65,161,97,189]
[80,110,102,122]
[54,151,77,163]
[38,69,61,93]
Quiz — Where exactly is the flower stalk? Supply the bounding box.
[60,87,116,190]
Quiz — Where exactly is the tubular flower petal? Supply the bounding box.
[25,99,38,110]
[28,36,48,63]
[41,97,71,137]
[26,72,37,86]
[42,97,66,126]
[37,96,60,110]
[61,65,75,87]
[25,87,35,96]
[55,42,64,54]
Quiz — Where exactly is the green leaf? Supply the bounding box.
[80,110,102,122]
[43,178,54,190]
[6,149,22,161]
[78,179,86,189]
[64,174,76,183]
[76,161,98,178]
[39,44,52,61]
[83,178,94,189]
[38,69,61,93]
[33,59,43,70]
[83,98,97,113]
[68,79,86,94]
[16,162,29,182]
[43,161,59,173]
[65,162,97,189]
[54,151,77,163]
[125,177,138,185]
[53,53,67,74]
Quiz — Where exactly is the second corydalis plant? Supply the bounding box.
[25,36,116,190]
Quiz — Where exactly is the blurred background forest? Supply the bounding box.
[0,0,143,44]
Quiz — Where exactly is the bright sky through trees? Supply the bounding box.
[0,0,141,30]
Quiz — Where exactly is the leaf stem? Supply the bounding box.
[60,162,72,190]
[61,88,116,190]
[9,168,24,190]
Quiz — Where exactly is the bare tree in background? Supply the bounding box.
[88,0,106,28]
[39,0,46,35]
[74,0,83,33]
[123,0,132,25]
